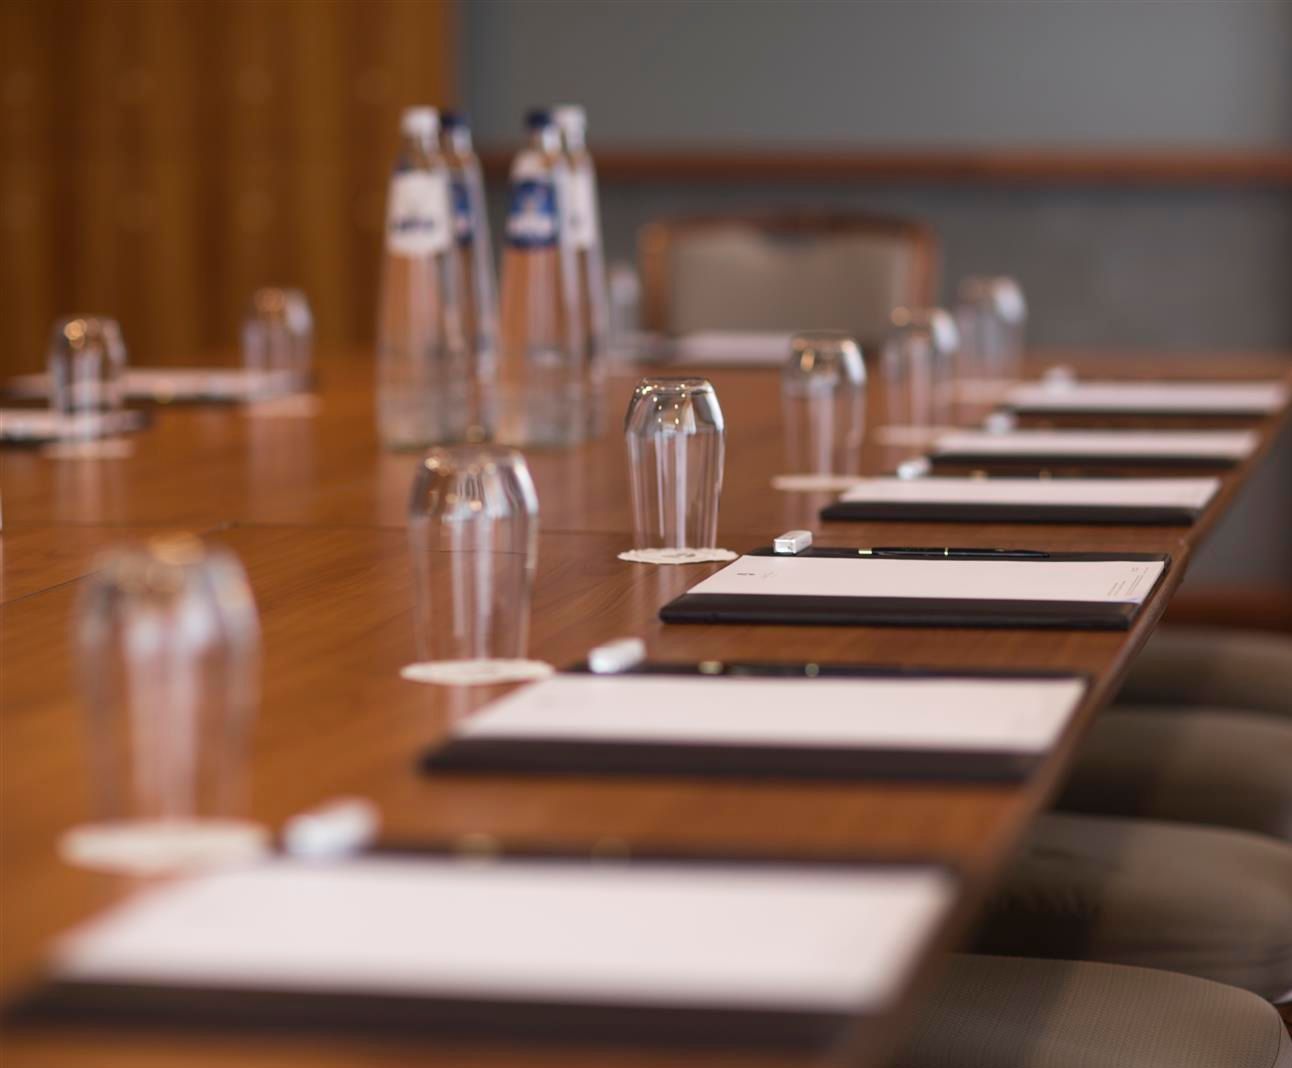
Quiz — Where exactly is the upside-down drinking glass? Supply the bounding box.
[47,315,128,439]
[781,332,866,475]
[954,276,1027,388]
[881,307,959,430]
[625,377,725,549]
[70,535,264,870]
[242,287,314,397]
[408,445,540,663]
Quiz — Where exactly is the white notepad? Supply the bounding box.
[1006,380,1288,414]
[52,857,955,1013]
[932,429,1258,460]
[688,555,1164,604]
[4,369,275,402]
[0,408,143,441]
[669,331,793,366]
[837,477,1220,510]
[458,674,1085,754]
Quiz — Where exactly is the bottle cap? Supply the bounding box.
[400,107,439,140]
[440,110,466,130]
[524,107,553,130]
[552,104,586,133]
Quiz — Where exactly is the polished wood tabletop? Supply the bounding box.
[2,348,1290,1068]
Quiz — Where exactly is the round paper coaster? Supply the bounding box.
[617,548,738,565]
[244,394,322,419]
[771,474,866,492]
[400,659,556,686]
[41,438,135,461]
[59,820,270,876]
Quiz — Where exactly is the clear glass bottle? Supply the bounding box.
[375,107,470,450]
[440,111,498,441]
[496,109,585,447]
[553,104,610,437]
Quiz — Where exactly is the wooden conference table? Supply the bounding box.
[2,348,1290,1068]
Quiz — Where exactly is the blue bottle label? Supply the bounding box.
[451,179,474,247]
[505,179,558,249]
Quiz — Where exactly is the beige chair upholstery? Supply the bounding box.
[971,813,1292,1000]
[639,212,937,344]
[1056,708,1292,840]
[893,955,1292,1068]
[1118,626,1292,717]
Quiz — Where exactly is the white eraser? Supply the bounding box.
[984,411,1017,434]
[773,530,814,554]
[587,637,647,675]
[283,798,380,860]
[1043,365,1077,389]
[897,457,932,480]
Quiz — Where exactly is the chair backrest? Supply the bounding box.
[639,211,939,345]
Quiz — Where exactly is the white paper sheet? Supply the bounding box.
[932,429,1257,460]
[127,369,278,401]
[4,369,275,402]
[1007,380,1288,414]
[0,408,143,441]
[668,331,794,366]
[687,555,1165,604]
[838,476,1220,511]
[52,857,955,1013]
[459,674,1085,753]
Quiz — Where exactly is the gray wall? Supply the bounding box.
[465,0,1292,349]
[586,182,1292,350]
[465,0,1292,148]
[464,0,1292,587]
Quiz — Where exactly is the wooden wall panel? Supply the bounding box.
[1,0,456,375]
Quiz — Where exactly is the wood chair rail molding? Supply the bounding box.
[479,148,1292,187]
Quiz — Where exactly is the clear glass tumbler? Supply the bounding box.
[955,276,1026,387]
[47,315,128,439]
[69,535,264,870]
[625,377,725,549]
[882,308,959,430]
[408,445,540,663]
[781,332,866,475]
[242,287,314,397]
[989,276,1027,382]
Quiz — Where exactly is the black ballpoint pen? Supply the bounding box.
[859,547,1051,559]
[791,546,1051,559]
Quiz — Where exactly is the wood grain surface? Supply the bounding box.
[1,348,1289,1068]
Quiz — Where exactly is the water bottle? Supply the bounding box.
[440,111,498,441]
[375,107,469,450]
[554,104,610,437]
[496,109,586,447]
